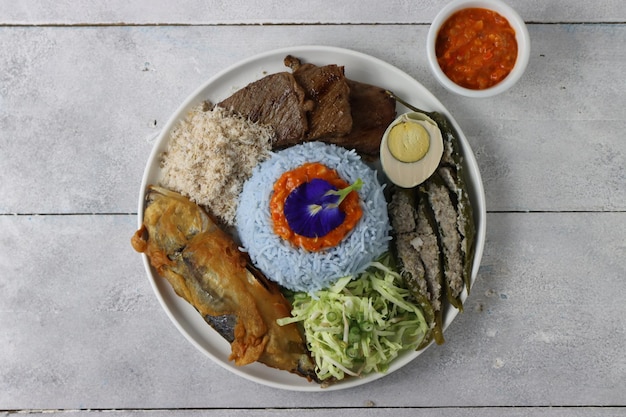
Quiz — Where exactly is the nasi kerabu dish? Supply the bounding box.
[131,55,476,386]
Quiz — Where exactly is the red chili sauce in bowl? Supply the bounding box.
[435,8,518,90]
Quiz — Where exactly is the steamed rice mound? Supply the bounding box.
[235,141,391,293]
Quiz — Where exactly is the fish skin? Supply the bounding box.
[131,186,318,382]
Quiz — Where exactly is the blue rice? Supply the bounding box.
[235,141,391,293]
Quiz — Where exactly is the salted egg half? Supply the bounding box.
[380,112,444,188]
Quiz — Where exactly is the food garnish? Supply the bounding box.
[284,177,363,239]
[277,253,429,381]
[270,162,362,251]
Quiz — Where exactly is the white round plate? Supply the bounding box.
[137,45,486,391]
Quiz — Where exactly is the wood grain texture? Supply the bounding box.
[0,0,624,24]
[0,409,624,417]
[0,24,624,214]
[1,0,625,414]
[1,213,624,408]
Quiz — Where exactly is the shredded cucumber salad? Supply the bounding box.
[277,254,429,381]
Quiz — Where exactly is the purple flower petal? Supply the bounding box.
[284,179,345,238]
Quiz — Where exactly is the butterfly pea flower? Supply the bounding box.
[284,177,363,238]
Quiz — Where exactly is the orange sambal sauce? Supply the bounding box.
[270,162,362,252]
[436,8,518,90]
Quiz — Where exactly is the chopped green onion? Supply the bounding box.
[277,253,429,381]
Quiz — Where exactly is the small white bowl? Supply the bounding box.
[427,0,530,98]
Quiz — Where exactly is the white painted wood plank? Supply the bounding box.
[1,212,624,408]
[1,5,625,412]
[0,0,624,24]
[0,24,624,214]
[1,408,623,417]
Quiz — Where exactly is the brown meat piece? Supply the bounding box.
[285,56,396,159]
[219,56,396,159]
[284,56,353,140]
[217,72,312,147]
[326,79,397,159]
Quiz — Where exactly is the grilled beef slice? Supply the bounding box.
[219,56,396,159]
[285,56,396,159]
[333,79,397,158]
[217,72,313,147]
[284,55,353,140]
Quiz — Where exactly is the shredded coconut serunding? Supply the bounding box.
[159,103,274,226]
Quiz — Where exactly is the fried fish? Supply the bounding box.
[131,186,318,381]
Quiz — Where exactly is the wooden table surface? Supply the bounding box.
[1,1,625,415]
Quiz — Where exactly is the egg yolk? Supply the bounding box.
[387,122,430,163]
